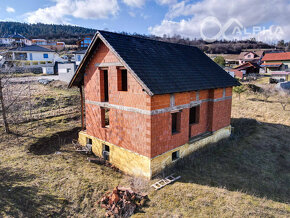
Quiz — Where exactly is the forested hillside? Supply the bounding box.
[0,22,96,44]
[0,21,285,53]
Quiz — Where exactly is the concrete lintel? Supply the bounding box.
[95,62,123,67]
[86,95,232,116]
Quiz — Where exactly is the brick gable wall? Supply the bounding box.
[84,42,151,157]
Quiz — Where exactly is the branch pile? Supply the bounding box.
[98,186,148,217]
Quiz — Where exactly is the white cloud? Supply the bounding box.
[156,0,177,5]
[6,7,15,13]
[128,11,136,17]
[149,0,290,42]
[123,0,146,8]
[26,0,119,24]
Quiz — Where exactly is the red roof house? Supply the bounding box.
[261,52,290,73]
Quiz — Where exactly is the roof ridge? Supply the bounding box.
[98,30,198,48]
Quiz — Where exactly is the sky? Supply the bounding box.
[0,0,289,43]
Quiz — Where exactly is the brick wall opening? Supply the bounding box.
[118,69,128,91]
[102,144,110,160]
[172,150,180,161]
[101,69,109,102]
[86,138,92,145]
[101,108,110,128]
[189,106,200,125]
[171,111,181,134]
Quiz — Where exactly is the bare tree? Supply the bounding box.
[260,86,273,102]
[0,66,14,133]
[277,90,290,111]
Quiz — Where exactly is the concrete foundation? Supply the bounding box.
[78,125,231,179]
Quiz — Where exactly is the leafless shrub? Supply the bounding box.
[277,90,290,111]
[260,86,274,102]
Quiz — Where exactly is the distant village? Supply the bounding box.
[0,33,91,83]
[209,49,290,83]
[0,32,289,84]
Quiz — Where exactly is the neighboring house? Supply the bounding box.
[77,37,92,48]
[238,50,264,65]
[261,52,290,73]
[234,62,260,75]
[9,45,56,61]
[41,42,66,51]
[68,31,240,179]
[10,33,32,45]
[57,62,76,83]
[207,54,239,67]
[32,39,48,45]
[270,71,290,82]
[31,39,65,51]
[74,49,86,65]
[4,45,58,69]
[0,33,14,45]
[0,33,32,46]
[42,66,54,74]
[224,67,244,79]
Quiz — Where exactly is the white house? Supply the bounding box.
[57,62,76,83]
[0,33,31,46]
[0,34,14,45]
[73,49,86,65]
[9,45,57,62]
[3,45,59,70]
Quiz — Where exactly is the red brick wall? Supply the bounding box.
[83,41,233,158]
[151,111,189,157]
[210,99,232,131]
[84,42,151,157]
[86,104,151,156]
[150,88,233,157]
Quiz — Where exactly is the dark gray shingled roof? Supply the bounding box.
[69,30,240,95]
[10,45,54,52]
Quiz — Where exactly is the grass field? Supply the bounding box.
[0,80,289,217]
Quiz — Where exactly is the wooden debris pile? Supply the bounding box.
[98,186,148,217]
[73,141,92,154]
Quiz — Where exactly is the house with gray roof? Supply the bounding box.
[69,30,240,178]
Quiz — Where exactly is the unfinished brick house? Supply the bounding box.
[69,31,240,179]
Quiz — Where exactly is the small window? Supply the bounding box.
[102,144,110,160]
[103,144,110,152]
[189,106,200,125]
[101,108,110,128]
[43,53,48,58]
[172,151,180,161]
[86,138,92,145]
[171,112,181,134]
[118,69,128,91]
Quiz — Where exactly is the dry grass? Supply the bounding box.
[0,81,290,217]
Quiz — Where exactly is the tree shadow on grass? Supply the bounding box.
[28,127,81,155]
[0,167,66,217]
[162,118,290,203]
